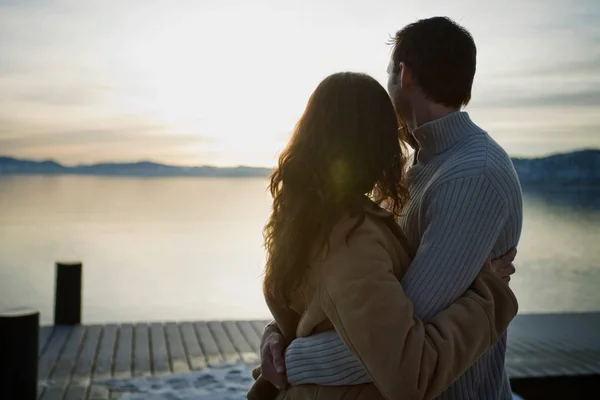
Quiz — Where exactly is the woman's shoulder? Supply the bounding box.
[322,199,413,269]
[327,209,386,247]
[312,208,408,295]
[321,206,397,256]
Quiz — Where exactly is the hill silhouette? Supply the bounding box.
[1,149,599,183]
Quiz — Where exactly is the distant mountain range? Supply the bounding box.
[0,157,272,178]
[510,149,599,185]
[1,149,599,183]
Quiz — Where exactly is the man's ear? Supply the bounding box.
[399,61,412,89]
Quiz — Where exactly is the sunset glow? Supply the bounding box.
[1,0,599,166]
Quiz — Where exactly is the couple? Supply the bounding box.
[249,16,523,400]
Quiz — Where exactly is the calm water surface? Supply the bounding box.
[1,175,599,324]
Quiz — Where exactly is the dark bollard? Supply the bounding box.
[54,261,82,325]
[0,308,39,400]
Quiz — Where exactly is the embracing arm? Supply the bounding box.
[402,175,514,321]
[318,217,518,400]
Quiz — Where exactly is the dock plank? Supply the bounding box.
[72,325,102,382]
[87,384,110,400]
[39,326,54,357]
[150,323,170,375]
[52,325,86,381]
[133,324,151,377]
[113,324,132,378]
[194,321,223,366]
[93,324,118,381]
[165,322,190,374]
[63,326,102,400]
[237,321,261,353]
[223,321,258,364]
[251,320,268,339]
[110,391,122,400]
[208,321,240,364]
[507,312,600,378]
[40,326,82,400]
[64,385,87,400]
[38,325,72,381]
[39,386,68,400]
[179,322,207,370]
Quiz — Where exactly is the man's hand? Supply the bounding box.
[484,247,517,283]
[260,324,288,390]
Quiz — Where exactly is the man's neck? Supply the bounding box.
[409,100,459,132]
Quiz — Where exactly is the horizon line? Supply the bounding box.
[2,147,599,170]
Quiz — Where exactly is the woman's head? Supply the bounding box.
[263,72,410,305]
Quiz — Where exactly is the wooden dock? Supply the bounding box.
[35,314,600,400]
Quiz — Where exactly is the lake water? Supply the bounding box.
[1,175,599,325]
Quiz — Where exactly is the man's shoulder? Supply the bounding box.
[437,133,520,190]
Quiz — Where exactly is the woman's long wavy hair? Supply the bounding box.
[263,72,410,306]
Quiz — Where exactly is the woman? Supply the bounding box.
[247,72,518,400]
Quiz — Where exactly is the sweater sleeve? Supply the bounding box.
[401,175,509,321]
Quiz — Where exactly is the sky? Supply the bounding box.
[0,0,599,167]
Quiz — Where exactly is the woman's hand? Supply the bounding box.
[483,247,517,283]
[259,323,288,390]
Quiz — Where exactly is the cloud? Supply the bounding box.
[476,88,600,108]
[0,128,215,165]
[495,57,600,79]
[543,58,600,76]
[6,84,109,106]
[0,112,214,162]
[0,130,211,150]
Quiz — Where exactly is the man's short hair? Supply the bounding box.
[391,16,477,108]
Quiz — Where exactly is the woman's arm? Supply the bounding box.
[317,217,518,400]
[247,297,302,400]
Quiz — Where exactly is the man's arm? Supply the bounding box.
[401,175,509,321]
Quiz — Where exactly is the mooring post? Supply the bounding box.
[0,308,39,400]
[54,261,82,325]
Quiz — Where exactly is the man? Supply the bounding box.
[259,16,523,400]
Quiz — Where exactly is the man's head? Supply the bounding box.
[387,17,477,131]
